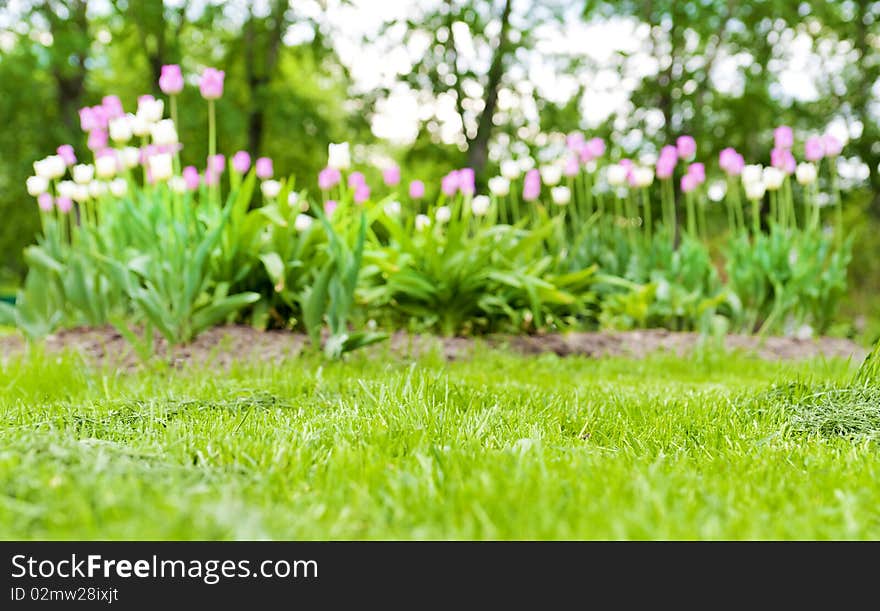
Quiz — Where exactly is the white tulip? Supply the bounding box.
[26,175,49,196]
[95,155,117,179]
[540,164,563,186]
[261,179,282,199]
[471,194,491,216]
[500,160,521,180]
[551,186,571,206]
[435,205,452,223]
[109,178,127,197]
[383,200,401,217]
[741,164,763,186]
[631,166,654,188]
[327,142,351,170]
[130,113,150,137]
[57,180,76,199]
[488,176,510,197]
[517,157,535,172]
[415,214,431,231]
[169,176,187,193]
[294,214,313,232]
[136,98,164,124]
[73,164,95,184]
[109,116,132,143]
[762,167,784,191]
[34,155,65,180]
[88,181,107,198]
[122,146,141,169]
[287,191,299,208]
[606,164,629,186]
[744,179,766,201]
[150,119,178,146]
[72,183,90,203]
[795,162,817,185]
[148,153,173,182]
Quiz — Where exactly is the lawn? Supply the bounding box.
[1,345,878,540]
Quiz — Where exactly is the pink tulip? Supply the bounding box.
[208,154,225,174]
[183,165,201,190]
[354,183,370,204]
[255,157,273,179]
[458,168,475,195]
[79,107,97,132]
[719,147,744,176]
[56,196,73,213]
[771,147,796,174]
[441,171,459,196]
[619,158,634,169]
[102,95,124,120]
[88,129,108,152]
[823,134,843,157]
[676,135,696,159]
[203,169,218,186]
[409,180,425,199]
[774,125,793,149]
[159,64,184,95]
[522,169,541,201]
[804,136,825,162]
[656,153,677,179]
[564,154,580,177]
[318,166,341,190]
[57,144,76,166]
[199,68,225,100]
[324,200,338,216]
[37,193,54,212]
[348,171,366,188]
[232,151,251,174]
[90,105,109,130]
[586,137,605,158]
[566,132,585,151]
[382,164,401,186]
[681,173,698,193]
[688,162,706,183]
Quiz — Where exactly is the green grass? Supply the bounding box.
[1,345,878,540]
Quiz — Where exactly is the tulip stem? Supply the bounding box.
[208,99,217,205]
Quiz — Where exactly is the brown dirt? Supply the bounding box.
[0,325,868,370]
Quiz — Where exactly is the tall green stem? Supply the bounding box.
[208,99,217,205]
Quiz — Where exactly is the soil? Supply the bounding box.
[0,325,868,370]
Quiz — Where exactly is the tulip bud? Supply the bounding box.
[121,146,141,169]
[199,68,225,100]
[500,160,521,180]
[415,213,431,231]
[109,116,132,143]
[471,194,491,215]
[261,179,282,199]
[383,200,401,217]
[539,165,563,187]
[762,167,784,190]
[488,176,510,197]
[327,142,351,170]
[795,162,817,185]
[109,178,127,197]
[37,193,54,211]
[409,180,425,199]
[159,64,184,95]
[551,186,571,206]
[148,153,173,182]
[255,157,273,179]
[26,175,49,196]
[95,155,117,179]
[88,180,107,198]
[73,164,95,184]
[232,151,251,174]
[150,119,178,146]
[435,205,451,223]
[294,214,313,232]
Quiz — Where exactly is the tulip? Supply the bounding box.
[348,171,366,188]
[199,68,225,100]
[37,193,54,212]
[261,179,282,199]
[327,142,351,170]
[232,151,251,174]
[318,166,341,190]
[458,168,475,195]
[773,125,793,149]
[804,136,825,162]
[90,105,109,130]
[676,135,696,159]
[136,96,164,123]
[409,179,425,199]
[255,157,273,179]
[121,147,141,169]
[680,173,699,193]
[130,114,150,137]
[688,162,705,184]
[95,154,117,179]
[795,162,817,185]
[88,181,107,198]
[719,147,745,176]
[183,166,201,190]
[744,179,766,201]
[566,132,585,151]
[540,164,563,186]
[823,134,843,157]
[73,164,95,184]
[26,176,49,196]
[563,155,580,177]
[382,164,401,186]
[488,176,510,197]
[472,195,491,216]
[354,183,371,204]
[295,214,313,232]
[109,116,132,143]
[88,129,108,152]
[500,160,521,180]
[56,144,76,166]
[518,157,536,172]
[655,151,677,179]
[203,169,219,186]
[159,64,184,95]
[585,137,605,159]
[148,153,173,182]
[101,95,124,121]
[34,155,66,180]
[762,166,784,190]
[631,167,654,188]
[383,200,401,217]
[741,164,763,186]
[56,196,73,214]
[169,176,188,194]
[770,147,796,174]
[441,171,459,196]
[109,178,127,197]
[150,119,178,145]
[415,213,431,231]
[57,181,76,199]
[72,184,90,203]
[79,107,97,132]
[522,169,541,201]
[208,154,226,174]
[435,205,452,223]
[550,186,571,206]
[324,200,338,216]
[606,163,629,187]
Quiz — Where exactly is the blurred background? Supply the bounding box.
[1,0,879,339]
